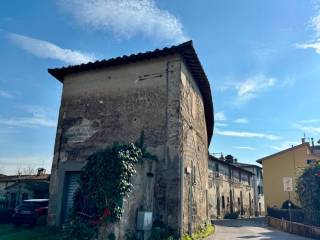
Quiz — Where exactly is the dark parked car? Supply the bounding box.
[12,199,48,227]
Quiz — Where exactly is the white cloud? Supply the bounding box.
[215,128,279,140]
[234,118,248,124]
[296,42,320,54]
[310,13,320,37]
[270,141,300,151]
[293,123,320,134]
[215,112,227,121]
[299,119,320,124]
[58,0,188,44]
[280,77,296,87]
[0,90,14,98]
[0,105,57,128]
[296,9,320,54]
[7,33,95,65]
[235,74,276,103]
[215,122,228,127]
[269,146,284,151]
[217,74,276,104]
[233,146,255,151]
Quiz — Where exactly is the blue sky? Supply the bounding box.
[1,0,320,174]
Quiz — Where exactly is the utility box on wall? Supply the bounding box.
[137,211,153,231]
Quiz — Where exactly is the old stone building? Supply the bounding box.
[208,155,254,219]
[233,162,265,216]
[47,41,213,238]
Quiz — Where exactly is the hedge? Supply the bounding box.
[267,207,304,223]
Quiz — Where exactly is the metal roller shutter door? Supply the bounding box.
[62,172,80,223]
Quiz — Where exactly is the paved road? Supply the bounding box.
[209,218,312,240]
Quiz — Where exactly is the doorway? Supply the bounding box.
[61,172,80,224]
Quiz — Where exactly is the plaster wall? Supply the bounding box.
[262,144,320,209]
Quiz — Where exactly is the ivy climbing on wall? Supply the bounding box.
[63,132,156,240]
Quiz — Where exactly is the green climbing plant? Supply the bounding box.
[64,132,156,240]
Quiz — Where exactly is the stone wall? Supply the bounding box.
[180,61,209,234]
[48,53,211,239]
[208,160,254,219]
[48,52,212,238]
[266,216,320,239]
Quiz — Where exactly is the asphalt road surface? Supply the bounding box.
[209,218,312,240]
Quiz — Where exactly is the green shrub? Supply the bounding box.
[148,220,176,240]
[64,133,157,239]
[125,231,137,240]
[107,233,116,240]
[281,200,300,209]
[182,222,215,240]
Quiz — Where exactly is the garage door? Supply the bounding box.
[61,172,80,223]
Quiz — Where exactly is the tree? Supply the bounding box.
[296,162,320,225]
[22,166,36,175]
[15,166,36,176]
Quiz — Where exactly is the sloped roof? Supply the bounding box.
[5,180,49,192]
[233,162,262,169]
[256,143,310,164]
[209,155,254,175]
[48,41,214,144]
[0,174,50,183]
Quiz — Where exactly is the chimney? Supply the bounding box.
[311,138,315,148]
[37,168,46,176]
[301,138,305,144]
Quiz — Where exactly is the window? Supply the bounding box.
[228,167,232,179]
[215,163,219,177]
[192,165,196,184]
[222,196,225,209]
[307,159,316,165]
[258,186,264,195]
